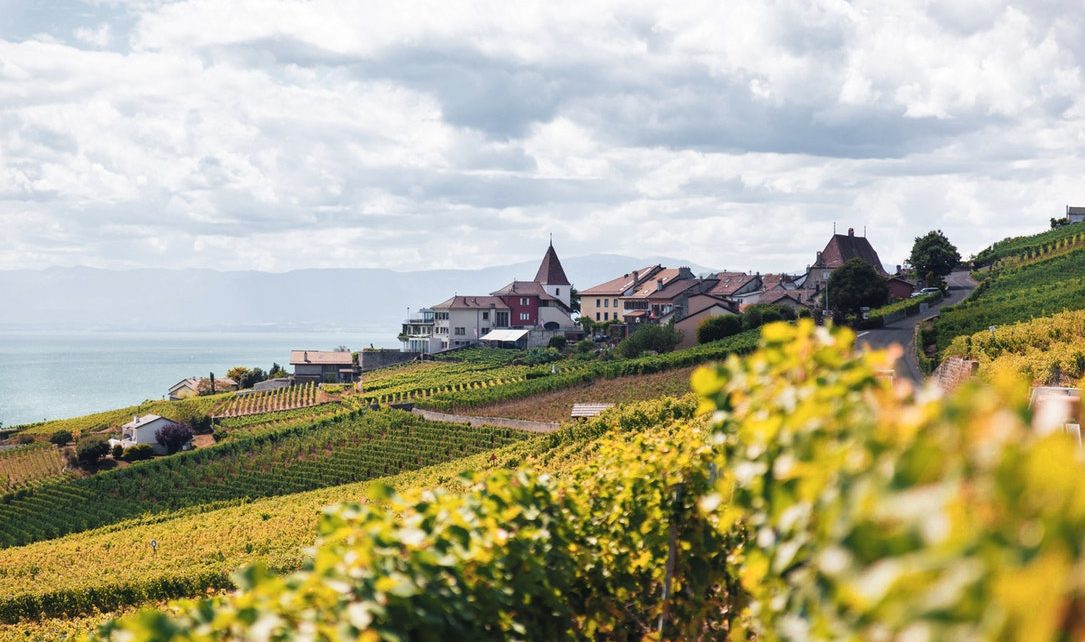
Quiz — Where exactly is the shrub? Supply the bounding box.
[155,423,194,455]
[123,444,154,461]
[741,307,763,330]
[616,324,683,359]
[13,434,34,445]
[75,435,110,468]
[575,339,593,354]
[49,430,72,446]
[111,444,123,459]
[696,314,742,344]
[547,336,567,350]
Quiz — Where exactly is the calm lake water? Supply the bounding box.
[0,331,391,427]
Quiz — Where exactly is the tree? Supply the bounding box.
[616,324,682,358]
[268,362,288,378]
[909,230,961,287]
[569,287,581,314]
[697,315,743,344]
[75,435,110,468]
[49,430,73,446]
[156,422,194,455]
[827,258,889,316]
[226,366,251,383]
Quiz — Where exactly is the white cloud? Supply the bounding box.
[1,0,1084,275]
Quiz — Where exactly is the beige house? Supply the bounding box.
[290,350,356,383]
[580,265,664,324]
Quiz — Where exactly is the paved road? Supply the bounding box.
[856,271,977,384]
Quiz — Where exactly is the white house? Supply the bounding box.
[109,414,188,455]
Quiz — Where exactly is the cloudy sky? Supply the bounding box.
[1,0,1083,274]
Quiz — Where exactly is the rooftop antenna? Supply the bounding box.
[864,225,867,237]
[833,221,837,234]
[549,232,553,247]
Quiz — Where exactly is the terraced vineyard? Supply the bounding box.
[0,398,693,625]
[0,444,70,492]
[213,400,359,437]
[0,410,526,549]
[934,248,1085,354]
[212,382,320,418]
[13,393,230,437]
[973,221,1085,267]
[943,308,1085,385]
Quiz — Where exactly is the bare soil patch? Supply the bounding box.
[460,366,697,423]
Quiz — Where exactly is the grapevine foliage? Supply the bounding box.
[98,321,1085,641]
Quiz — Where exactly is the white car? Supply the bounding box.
[911,287,941,298]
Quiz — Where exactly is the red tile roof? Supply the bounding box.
[490,280,558,301]
[580,265,662,295]
[813,231,887,274]
[628,268,696,299]
[759,273,796,291]
[534,242,570,286]
[708,271,758,296]
[433,295,510,310]
[290,350,354,366]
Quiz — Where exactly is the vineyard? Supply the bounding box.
[972,221,1085,267]
[933,248,1085,354]
[419,330,760,411]
[13,392,228,437]
[0,410,527,549]
[943,308,1085,385]
[0,444,70,492]
[213,401,359,438]
[0,397,693,625]
[211,382,320,418]
[84,321,1085,642]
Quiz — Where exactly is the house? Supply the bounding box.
[432,296,511,350]
[1068,206,1085,225]
[662,294,740,349]
[426,242,576,351]
[110,414,187,455]
[167,376,238,400]
[290,350,356,383]
[706,272,762,302]
[400,308,436,354]
[799,228,887,308]
[886,276,916,301]
[580,265,665,324]
[619,267,700,324]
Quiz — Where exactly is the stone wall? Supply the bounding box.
[358,349,420,372]
[933,357,979,392]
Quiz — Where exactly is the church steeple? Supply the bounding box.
[534,240,570,287]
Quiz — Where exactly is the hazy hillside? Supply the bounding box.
[0,254,719,335]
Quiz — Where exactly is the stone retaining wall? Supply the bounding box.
[411,408,559,434]
[934,357,979,392]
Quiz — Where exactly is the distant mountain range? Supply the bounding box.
[0,254,721,342]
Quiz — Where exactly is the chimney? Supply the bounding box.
[896,264,902,274]
[848,227,854,236]
[632,270,639,282]
[656,278,664,291]
[304,351,308,362]
[133,415,138,423]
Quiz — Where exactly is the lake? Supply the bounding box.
[0,331,393,427]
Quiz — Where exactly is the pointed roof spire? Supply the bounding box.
[534,240,570,286]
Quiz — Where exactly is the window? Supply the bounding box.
[596,298,601,307]
[613,298,618,308]
[604,299,609,308]
[604,312,609,320]
[454,327,466,336]
[482,311,489,320]
[520,312,530,321]
[520,297,529,305]
[496,311,509,327]
[595,312,600,321]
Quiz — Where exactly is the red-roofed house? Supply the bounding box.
[580,265,664,323]
[426,242,576,350]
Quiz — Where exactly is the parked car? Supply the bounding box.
[911,287,941,298]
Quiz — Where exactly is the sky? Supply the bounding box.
[1,0,1083,275]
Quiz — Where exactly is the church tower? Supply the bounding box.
[533,238,571,308]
